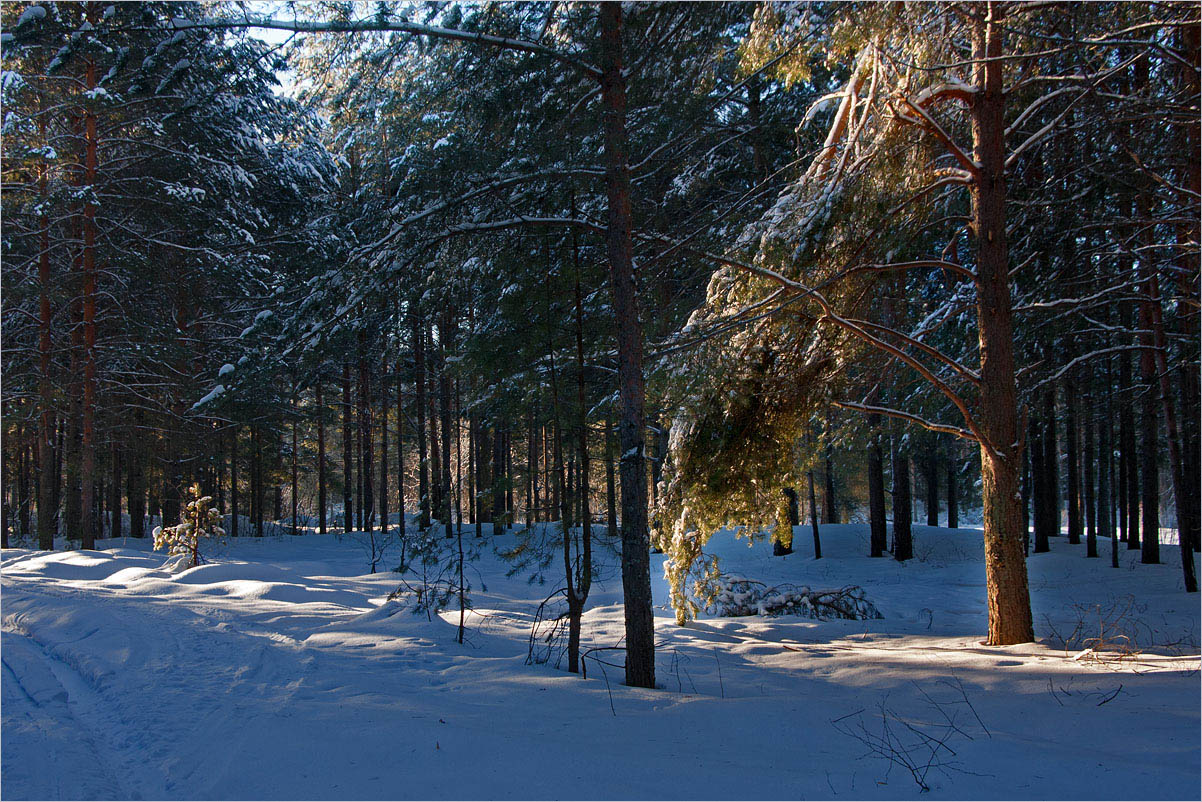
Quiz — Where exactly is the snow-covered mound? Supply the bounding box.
[3,524,1198,799]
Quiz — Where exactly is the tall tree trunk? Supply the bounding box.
[428,328,442,527]
[17,437,31,541]
[3,448,11,549]
[599,3,655,688]
[456,379,464,529]
[492,420,505,532]
[229,426,238,537]
[252,424,263,537]
[64,296,83,543]
[1021,426,1032,554]
[162,452,181,530]
[525,406,534,527]
[380,369,389,538]
[291,390,299,536]
[1102,363,1119,568]
[128,415,146,539]
[37,118,55,551]
[546,423,557,523]
[360,336,374,534]
[1118,321,1138,547]
[506,428,515,525]
[946,439,959,529]
[891,436,912,561]
[1030,401,1050,553]
[110,441,121,539]
[1141,255,1195,589]
[924,450,939,527]
[273,443,283,523]
[1084,395,1098,558]
[1176,23,1201,555]
[1065,382,1082,545]
[397,355,406,542]
[605,412,617,542]
[807,469,822,559]
[968,4,1033,644]
[343,363,354,532]
[412,313,430,530]
[823,440,838,525]
[1041,387,1059,543]
[1138,363,1160,566]
[439,313,455,539]
[79,42,99,552]
[317,379,326,534]
[53,418,63,530]
[572,243,592,542]
[868,413,887,556]
[471,411,481,535]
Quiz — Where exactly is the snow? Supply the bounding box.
[16,5,46,27]
[191,384,224,408]
[17,5,46,27]
[3,523,1197,800]
[218,362,235,377]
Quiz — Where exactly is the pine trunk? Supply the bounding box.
[925,451,939,527]
[807,470,822,559]
[969,5,1034,644]
[1084,397,1098,558]
[946,440,959,529]
[1065,383,1082,545]
[868,414,887,556]
[439,313,455,539]
[110,442,121,539]
[291,392,299,536]
[128,418,146,539]
[79,48,99,552]
[380,373,389,538]
[360,339,374,534]
[37,115,55,551]
[413,313,430,530]
[342,363,353,533]
[599,3,655,689]
[891,441,912,561]
[229,427,238,537]
[317,380,326,534]
[396,357,406,540]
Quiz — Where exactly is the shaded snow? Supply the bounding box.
[2,523,1197,800]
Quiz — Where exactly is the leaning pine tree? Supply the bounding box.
[655,2,1169,645]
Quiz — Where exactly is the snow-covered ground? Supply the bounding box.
[3,523,1198,800]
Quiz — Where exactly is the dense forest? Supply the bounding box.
[2,0,1198,701]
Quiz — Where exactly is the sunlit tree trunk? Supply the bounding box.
[968,2,1033,644]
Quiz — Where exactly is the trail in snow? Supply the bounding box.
[2,524,1198,800]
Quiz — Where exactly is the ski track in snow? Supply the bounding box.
[2,524,1199,800]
